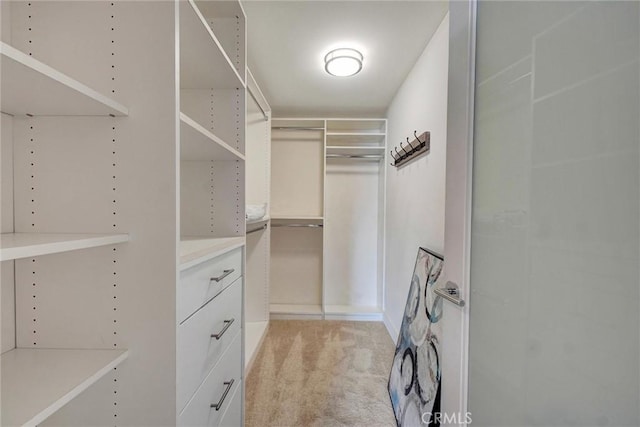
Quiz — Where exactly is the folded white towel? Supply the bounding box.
[246,204,267,221]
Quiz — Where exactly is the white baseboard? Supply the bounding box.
[270,313,324,320]
[245,321,270,374]
[383,311,399,342]
[324,312,384,322]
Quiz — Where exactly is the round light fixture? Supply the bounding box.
[324,48,363,77]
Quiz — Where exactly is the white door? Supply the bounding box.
[443,1,639,426]
[440,1,476,424]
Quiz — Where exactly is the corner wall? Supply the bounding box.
[384,14,449,339]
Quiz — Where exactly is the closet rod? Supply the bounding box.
[248,89,269,122]
[272,127,325,131]
[271,224,323,228]
[246,224,268,235]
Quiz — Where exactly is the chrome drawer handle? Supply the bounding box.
[210,269,234,283]
[210,319,234,340]
[210,379,234,411]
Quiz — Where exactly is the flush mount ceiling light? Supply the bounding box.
[324,48,363,77]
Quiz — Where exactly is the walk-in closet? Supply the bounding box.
[0,0,450,424]
[3,1,639,427]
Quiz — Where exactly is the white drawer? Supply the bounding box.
[178,278,242,411]
[218,380,242,427]
[179,247,242,323]
[178,332,242,427]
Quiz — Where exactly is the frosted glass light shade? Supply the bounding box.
[324,48,363,77]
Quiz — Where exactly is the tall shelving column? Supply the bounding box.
[245,69,271,371]
[178,0,246,259]
[177,1,247,426]
[270,119,325,319]
[323,119,387,321]
[268,118,387,321]
[1,1,179,425]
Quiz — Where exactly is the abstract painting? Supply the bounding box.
[388,247,444,427]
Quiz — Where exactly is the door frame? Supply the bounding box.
[442,0,476,424]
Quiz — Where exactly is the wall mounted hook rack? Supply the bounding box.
[390,130,430,168]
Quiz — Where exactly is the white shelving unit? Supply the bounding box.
[2,348,128,426]
[245,69,271,372]
[1,2,140,423]
[0,233,129,261]
[270,119,325,320]
[1,1,246,425]
[177,1,247,425]
[269,118,386,320]
[324,119,386,320]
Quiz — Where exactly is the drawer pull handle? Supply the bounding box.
[211,319,235,340]
[210,269,235,283]
[210,379,234,411]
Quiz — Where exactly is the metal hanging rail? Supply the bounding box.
[326,154,382,160]
[271,223,323,228]
[246,223,268,235]
[272,127,325,131]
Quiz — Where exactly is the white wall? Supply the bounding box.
[384,14,449,339]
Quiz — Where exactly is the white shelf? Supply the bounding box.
[180,113,245,161]
[325,132,386,136]
[1,348,128,427]
[180,0,244,89]
[326,146,385,156]
[245,321,269,372]
[271,216,323,221]
[194,0,246,25]
[179,236,245,270]
[326,134,386,146]
[271,216,323,227]
[326,119,386,133]
[272,118,324,129]
[0,233,130,262]
[0,42,128,117]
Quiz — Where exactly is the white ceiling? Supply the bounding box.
[242,1,448,118]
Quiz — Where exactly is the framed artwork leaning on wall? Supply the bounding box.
[388,247,444,427]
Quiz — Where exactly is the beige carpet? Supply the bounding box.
[245,320,397,427]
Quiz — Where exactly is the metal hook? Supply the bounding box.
[390,150,398,166]
[415,130,425,147]
[395,147,405,159]
[407,137,418,153]
[399,143,409,155]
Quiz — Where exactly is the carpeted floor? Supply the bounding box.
[245,320,397,427]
